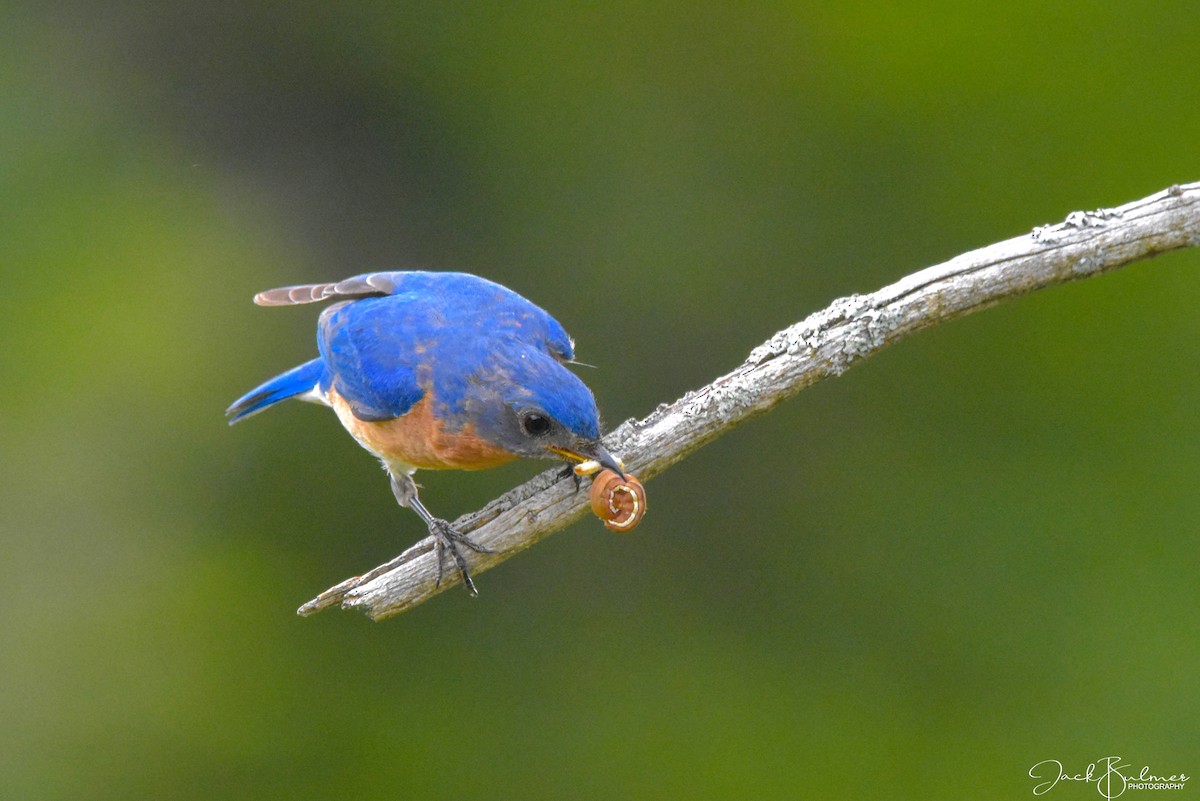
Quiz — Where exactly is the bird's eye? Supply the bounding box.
[521,412,552,437]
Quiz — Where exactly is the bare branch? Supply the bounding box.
[298,181,1200,621]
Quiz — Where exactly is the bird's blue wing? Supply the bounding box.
[317,295,426,421]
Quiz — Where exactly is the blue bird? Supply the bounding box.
[227,271,623,595]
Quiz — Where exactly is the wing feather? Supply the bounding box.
[253,273,399,306]
[317,292,426,421]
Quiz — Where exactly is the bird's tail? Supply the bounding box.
[226,358,327,424]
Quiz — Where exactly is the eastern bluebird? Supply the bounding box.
[227,271,623,595]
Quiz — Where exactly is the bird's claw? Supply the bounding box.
[428,518,493,597]
[559,462,584,493]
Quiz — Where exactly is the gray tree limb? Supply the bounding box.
[298,181,1200,621]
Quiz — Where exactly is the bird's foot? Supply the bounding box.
[427,518,494,597]
[558,462,584,493]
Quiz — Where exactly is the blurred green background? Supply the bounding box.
[4,2,1199,798]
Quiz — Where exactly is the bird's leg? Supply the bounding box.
[388,472,494,597]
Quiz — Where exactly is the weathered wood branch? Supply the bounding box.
[299,181,1200,621]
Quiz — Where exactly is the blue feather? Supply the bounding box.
[226,358,326,424]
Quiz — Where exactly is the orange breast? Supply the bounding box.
[327,388,517,472]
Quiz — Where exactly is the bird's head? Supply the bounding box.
[464,343,623,475]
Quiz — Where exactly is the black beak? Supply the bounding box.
[586,442,626,480]
[550,441,627,480]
